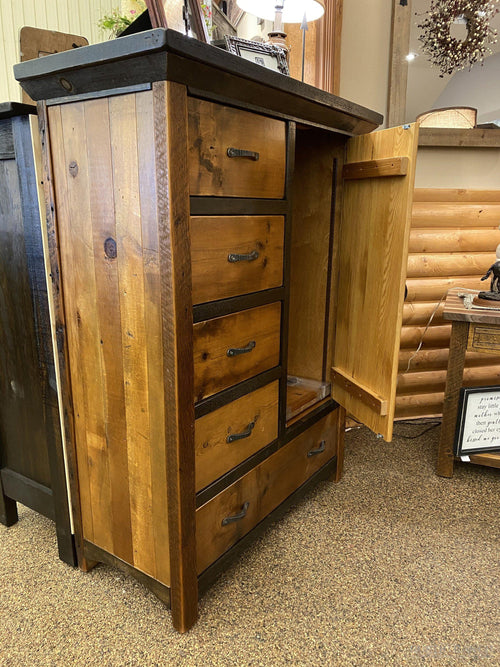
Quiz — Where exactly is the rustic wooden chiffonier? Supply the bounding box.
[15,29,418,631]
[0,102,75,565]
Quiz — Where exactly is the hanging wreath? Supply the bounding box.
[418,0,500,77]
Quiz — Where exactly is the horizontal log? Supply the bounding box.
[414,189,500,203]
[408,228,500,254]
[412,202,500,227]
[405,276,483,302]
[395,392,444,419]
[397,365,500,396]
[402,301,445,326]
[418,127,500,148]
[398,347,496,372]
[400,324,451,349]
[343,156,408,180]
[406,252,495,278]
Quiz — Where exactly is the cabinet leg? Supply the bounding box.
[437,321,468,478]
[0,474,18,526]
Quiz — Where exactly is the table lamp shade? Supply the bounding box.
[236,0,325,23]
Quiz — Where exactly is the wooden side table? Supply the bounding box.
[437,289,500,477]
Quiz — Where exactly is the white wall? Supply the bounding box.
[339,0,392,122]
[0,0,116,102]
[416,147,500,189]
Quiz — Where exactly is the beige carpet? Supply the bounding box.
[1,423,499,666]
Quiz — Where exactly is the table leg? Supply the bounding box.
[437,321,468,477]
[0,473,18,526]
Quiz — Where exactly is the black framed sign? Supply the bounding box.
[224,36,289,75]
[454,386,500,456]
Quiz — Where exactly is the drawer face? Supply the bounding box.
[193,302,281,402]
[195,381,279,492]
[191,215,285,305]
[188,98,286,198]
[196,410,338,574]
[468,324,500,354]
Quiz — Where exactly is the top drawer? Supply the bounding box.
[188,98,286,199]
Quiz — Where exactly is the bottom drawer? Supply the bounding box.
[196,410,338,574]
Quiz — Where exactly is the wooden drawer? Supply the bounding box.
[468,323,500,353]
[188,98,286,198]
[190,215,285,305]
[195,381,279,492]
[193,302,281,402]
[196,410,338,574]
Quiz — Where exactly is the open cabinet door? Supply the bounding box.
[332,123,419,441]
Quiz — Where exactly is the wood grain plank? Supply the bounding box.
[84,97,134,565]
[136,90,170,585]
[387,0,412,128]
[413,189,500,203]
[408,228,500,254]
[407,252,496,279]
[57,101,114,552]
[412,202,500,227]
[38,102,92,569]
[154,80,197,633]
[418,128,500,148]
[47,104,95,547]
[109,92,156,577]
[437,321,468,477]
[343,156,408,180]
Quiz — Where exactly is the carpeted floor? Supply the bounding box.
[1,423,499,666]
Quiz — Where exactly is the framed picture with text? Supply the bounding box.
[454,386,500,456]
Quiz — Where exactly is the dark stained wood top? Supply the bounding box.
[444,288,500,325]
[0,102,36,119]
[13,29,382,136]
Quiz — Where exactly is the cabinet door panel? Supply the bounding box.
[332,124,419,440]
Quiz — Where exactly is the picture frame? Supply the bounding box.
[454,386,500,456]
[224,36,290,75]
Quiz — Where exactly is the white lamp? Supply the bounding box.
[236,0,325,23]
[236,0,325,80]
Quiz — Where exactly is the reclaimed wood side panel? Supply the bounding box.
[47,90,170,583]
[396,188,500,419]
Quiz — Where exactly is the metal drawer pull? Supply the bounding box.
[227,340,256,357]
[227,147,260,161]
[228,250,259,263]
[226,421,255,443]
[307,440,326,457]
[222,501,250,526]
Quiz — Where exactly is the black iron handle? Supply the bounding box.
[307,440,326,457]
[228,250,259,263]
[226,421,255,443]
[222,501,250,526]
[227,147,260,161]
[227,340,256,357]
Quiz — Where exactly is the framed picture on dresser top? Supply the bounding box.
[225,35,290,75]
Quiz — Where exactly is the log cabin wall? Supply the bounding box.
[396,187,500,420]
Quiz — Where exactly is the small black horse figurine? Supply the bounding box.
[480,260,500,299]
[481,260,500,292]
